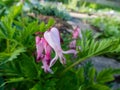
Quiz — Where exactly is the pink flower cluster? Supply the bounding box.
[69,26,82,49]
[35,27,82,73]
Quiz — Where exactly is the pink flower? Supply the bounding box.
[69,40,76,49]
[36,36,53,73]
[69,26,82,49]
[42,38,53,73]
[35,36,44,62]
[44,27,77,67]
[73,26,82,39]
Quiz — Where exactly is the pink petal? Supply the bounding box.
[35,36,44,62]
[69,40,76,49]
[43,38,52,58]
[62,49,77,55]
[77,27,82,39]
[58,53,66,65]
[36,36,41,44]
[40,38,53,73]
[42,57,53,73]
[73,26,82,39]
[49,52,58,67]
[44,27,61,49]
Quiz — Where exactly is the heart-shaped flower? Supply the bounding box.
[44,27,77,67]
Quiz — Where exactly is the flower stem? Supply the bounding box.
[61,56,89,75]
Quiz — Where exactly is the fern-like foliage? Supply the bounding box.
[0,3,55,65]
[78,38,120,58]
[0,47,26,65]
[0,3,56,89]
[76,62,120,90]
[63,30,120,74]
[70,32,120,67]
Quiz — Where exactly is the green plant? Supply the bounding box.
[89,15,120,38]
[76,62,120,90]
[28,2,71,20]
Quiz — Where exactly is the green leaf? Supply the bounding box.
[76,67,84,84]
[78,38,120,59]
[39,22,46,32]
[0,4,22,39]
[56,71,78,90]
[88,67,96,83]
[19,54,39,79]
[96,69,114,84]
[30,82,42,90]
[46,18,55,30]
[0,18,15,39]
[89,84,111,90]
[0,77,25,87]
[0,29,7,39]
[9,3,22,18]
[0,47,26,65]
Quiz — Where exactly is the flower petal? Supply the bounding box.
[69,40,76,49]
[42,57,53,74]
[73,26,82,39]
[59,54,66,65]
[49,52,58,67]
[44,27,61,50]
[62,49,77,55]
[35,36,44,62]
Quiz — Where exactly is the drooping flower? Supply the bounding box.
[36,36,53,73]
[35,36,44,62]
[41,38,53,73]
[69,26,82,49]
[73,26,82,39]
[44,27,77,67]
[69,40,76,49]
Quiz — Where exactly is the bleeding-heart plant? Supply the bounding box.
[35,27,77,73]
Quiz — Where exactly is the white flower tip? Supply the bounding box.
[59,56,66,65]
[49,59,57,68]
[63,49,77,55]
[41,66,53,74]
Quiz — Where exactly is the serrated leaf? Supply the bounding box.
[78,38,120,59]
[9,3,22,18]
[0,29,7,39]
[46,18,55,29]
[90,84,110,90]
[96,69,114,84]
[88,67,96,83]
[39,22,45,32]
[77,67,84,84]
[0,47,26,65]
[0,77,25,87]
[19,54,39,79]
